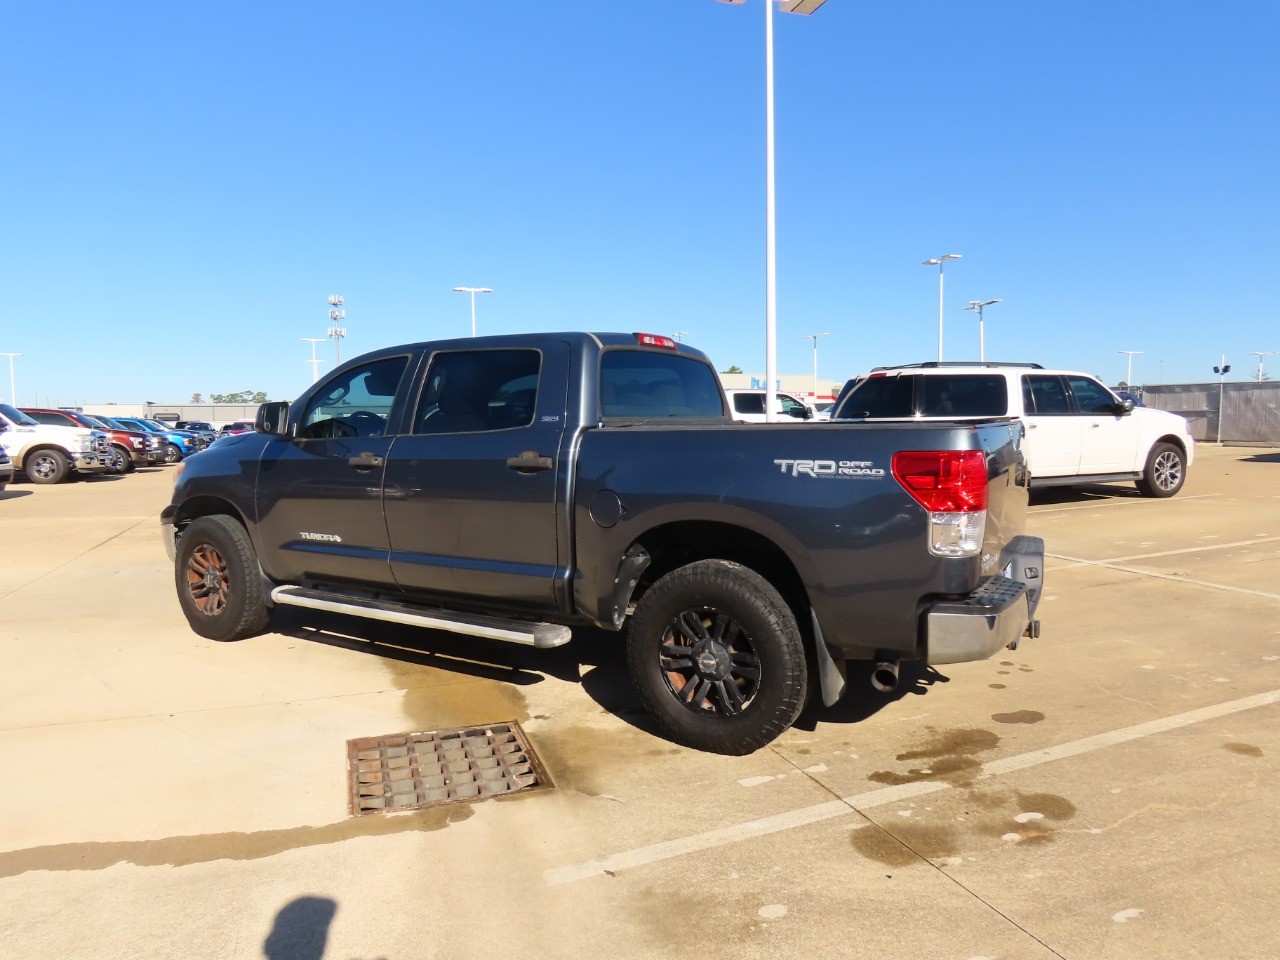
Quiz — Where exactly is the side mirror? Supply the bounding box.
[1116,399,1135,415]
[255,401,291,437]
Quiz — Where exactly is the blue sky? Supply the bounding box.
[3,0,1277,405]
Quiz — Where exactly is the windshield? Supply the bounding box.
[142,419,174,431]
[0,403,39,426]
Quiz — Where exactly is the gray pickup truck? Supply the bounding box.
[162,332,1044,754]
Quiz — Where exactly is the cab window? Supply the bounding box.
[920,375,1008,417]
[732,394,766,416]
[414,350,542,435]
[599,352,723,419]
[299,356,409,439]
[836,375,915,418]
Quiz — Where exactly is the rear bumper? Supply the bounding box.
[926,535,1044,665]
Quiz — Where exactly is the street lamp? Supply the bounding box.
[672,331,689,343]
[327,294,347,365]
[1212,355,1232,444]
[0,352,22,404]
[452,287,493,338]
[714,0,828,420]
[922,254,962,362]
[801,332,830,401]
[963,299,1002,362]
[300,338,327,383]
[1246,350,1277,382]
[1118,350,1143,386]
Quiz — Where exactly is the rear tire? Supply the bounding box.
[175,515,271,642]
[25,449,70,485]
[1136,442,1185,498]
[626,559,807,755]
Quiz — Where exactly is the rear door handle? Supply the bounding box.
[347,451,384,469]
[506,450,554,472]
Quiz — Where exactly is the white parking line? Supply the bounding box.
[1030,493,1221,515]
[1104,536,1280,563]
[543,688,1280,886]
[1046,553,1280,600]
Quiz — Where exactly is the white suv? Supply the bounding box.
[833,362,1195,497]
[723,389,815,423]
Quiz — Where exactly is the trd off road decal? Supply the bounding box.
[772,459,886,479]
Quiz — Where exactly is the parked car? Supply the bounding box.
[0,403,113,484]
[21,408,150,473]
[0,445,13,491]
[162,331,1043,754]
[722,388,814,423]
[833,361,1194,497]
[111,417,205,463]
[176,421,218,444]
[217,420,256,436]
[93,416,166,465]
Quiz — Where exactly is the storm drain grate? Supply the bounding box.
[347,720,552,816]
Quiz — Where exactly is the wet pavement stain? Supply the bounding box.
[1015,791,1077,820]
[0,805,475,880]
[991,710,1045,724]
[989,683,1007,690]
[867,729,1000,787]
[851,823,962,866]
[1225,742,1264,757]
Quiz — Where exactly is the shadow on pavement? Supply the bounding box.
[1030,484,1142,506]
[0,489,33,500]
[263,896,338,960]
[1240,452,1280,463]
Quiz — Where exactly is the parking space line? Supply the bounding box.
[1103,537,1280,563]
[1030,493,1221,515]
[1046,552,1280,600]
[543,688,1280,886]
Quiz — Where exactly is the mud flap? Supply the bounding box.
[810,611,847,707]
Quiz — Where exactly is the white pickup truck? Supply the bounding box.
[0,403,113,484]
[833,362,1195,497]
[722,388,815,423]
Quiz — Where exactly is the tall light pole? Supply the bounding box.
[300,338,327,383]
[327,295,346,366]
[452,287,493,338]
[1118,350,1143,386]
[0,353,22,404]
[963,299,1002,362]
[715,0,828,420]
[801,332,830,400]
[923,254,962,362]
[1213,355,1231,444]
[672,331,689,343]
[1246,350,1277,382]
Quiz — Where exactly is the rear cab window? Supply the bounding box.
[599,351,724,419]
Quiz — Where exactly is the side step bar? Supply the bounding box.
[270,585,573,649]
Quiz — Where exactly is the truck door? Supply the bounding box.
[1021,374,1082,477]
[384,344,568,612]
[255,353,415,588]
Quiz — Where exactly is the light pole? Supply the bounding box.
[1213,355,1231,443]
[0,353,22,404]
[1118,350,1143,386]
[300,338,327,383]
[327,295,346,366]
[1246,350,1277,382]
[963,299,1002,362]
[923,254,962,362]
[801,332,830,401]
[714,0,828,420]
[452,287,493,338]
[673,331,689,343]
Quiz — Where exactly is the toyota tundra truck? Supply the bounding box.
[162,332,1044,754]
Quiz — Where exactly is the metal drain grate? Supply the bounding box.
[347,720,552,815]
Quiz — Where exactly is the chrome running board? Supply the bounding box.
[270,585,573,648]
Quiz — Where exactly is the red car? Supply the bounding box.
[20,408,158,472]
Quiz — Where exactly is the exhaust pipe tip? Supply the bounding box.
[871,660,899,693]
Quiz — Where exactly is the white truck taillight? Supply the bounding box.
[892,450,988,557]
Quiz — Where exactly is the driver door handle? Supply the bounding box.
[348,451,384,469]
[506,450,554,473]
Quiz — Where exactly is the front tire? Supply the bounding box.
[163,443,183,464]
[175,515,271,641]
[25,449,70,484]
[626,559,807,755]
[108,445,129,474]
[1136,442,1186,498]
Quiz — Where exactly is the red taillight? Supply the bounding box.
[892,450,988,513]
[635,333,678,349]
